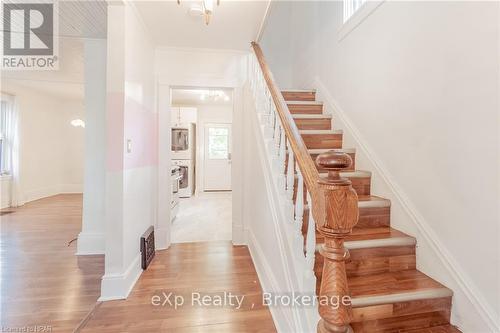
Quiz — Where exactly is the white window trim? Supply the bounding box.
[338,0,385,42]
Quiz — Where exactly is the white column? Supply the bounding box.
[76,38,107,255]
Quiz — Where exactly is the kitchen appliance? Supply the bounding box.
[172,159,194,198]
[171,166,181,221]
[171,123,196,160]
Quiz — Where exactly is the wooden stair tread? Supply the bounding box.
[305,195,390,211]
[292,114,332,119]
[405,325,462,333]
[282,89,316,92]
[349,269,452,302]
[358,195,391,207]
[297,170,370,180]
[316,227,415,245]
[286,100,323,105]
[299,129,342,134]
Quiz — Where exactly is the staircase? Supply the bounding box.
[249,42,462,333]
[284,89,461,332]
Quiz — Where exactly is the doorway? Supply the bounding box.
[203,123,232,191]
[168,87,233,243]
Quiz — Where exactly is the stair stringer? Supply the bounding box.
[243,83,319,333]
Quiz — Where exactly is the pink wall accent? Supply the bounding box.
[107,92,159,171]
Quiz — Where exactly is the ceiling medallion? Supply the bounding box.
[178,0,220,25]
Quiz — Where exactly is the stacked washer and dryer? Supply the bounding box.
[171,123,196,198]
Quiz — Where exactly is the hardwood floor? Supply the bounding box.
[1,195,276,333]
[80,241,277,332]
[0,194,104,332]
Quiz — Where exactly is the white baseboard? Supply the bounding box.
[246,229,295,333]
[76,232,105,255]
[24,185,60,203]
[23,184,83,203]
[98,254,142,301]
[314,76,499,332]
[60,183,84,193]
[231,223,246,245]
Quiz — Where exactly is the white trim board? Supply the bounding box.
[246,230,295,333]
[314,76,500,332]
[76,232,105,255]
[98,254,142,301]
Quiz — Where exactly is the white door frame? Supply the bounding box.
[156,79,246,249]
[201,122,232,192]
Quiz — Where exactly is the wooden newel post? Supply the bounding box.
[315,151,359,333]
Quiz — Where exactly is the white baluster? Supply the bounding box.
[273,120,280,157]
[264,100,274,139]
[305,191,316,276]
[278,127,286,190]
[295,165,305,239]
[286,143,295,217]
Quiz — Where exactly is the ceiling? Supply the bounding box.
[172,88,233,106]
[1,1,106,100]
[134,0,269,50]
[1,37,85,100]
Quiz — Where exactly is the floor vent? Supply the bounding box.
[140,226,155,270]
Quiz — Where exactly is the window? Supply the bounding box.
[207,127,229,160]
[0,94,15,175]
[339,0,384,41]
[343,0,367,22]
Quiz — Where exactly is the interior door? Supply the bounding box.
[204,123,232,191]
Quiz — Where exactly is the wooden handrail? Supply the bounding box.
[251,42,359,333]
[251,42,320,199]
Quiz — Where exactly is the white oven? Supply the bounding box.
[172,159,194,198]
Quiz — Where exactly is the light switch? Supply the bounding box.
[127,139,132,153]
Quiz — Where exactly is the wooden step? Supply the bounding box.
[292,114,332,130]
[405,325,462,333]
[301,195,391,231]
[315,227,416,280]
[294,170,370,197]
[300,130,343,149]
[287,101,324,114]
[349,270,453,332]
[322,170,371,195]
[358,195,391,229]
[282,89,316,101]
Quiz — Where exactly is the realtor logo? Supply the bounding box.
[2,1,59,70]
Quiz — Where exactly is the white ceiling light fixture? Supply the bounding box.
[178,0,220,25]
[198,90,229,102]
[71,119,85,128]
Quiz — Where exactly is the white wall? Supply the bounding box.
[260,1,499,331]
[1,80,84,204]
[101,2,157,300]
